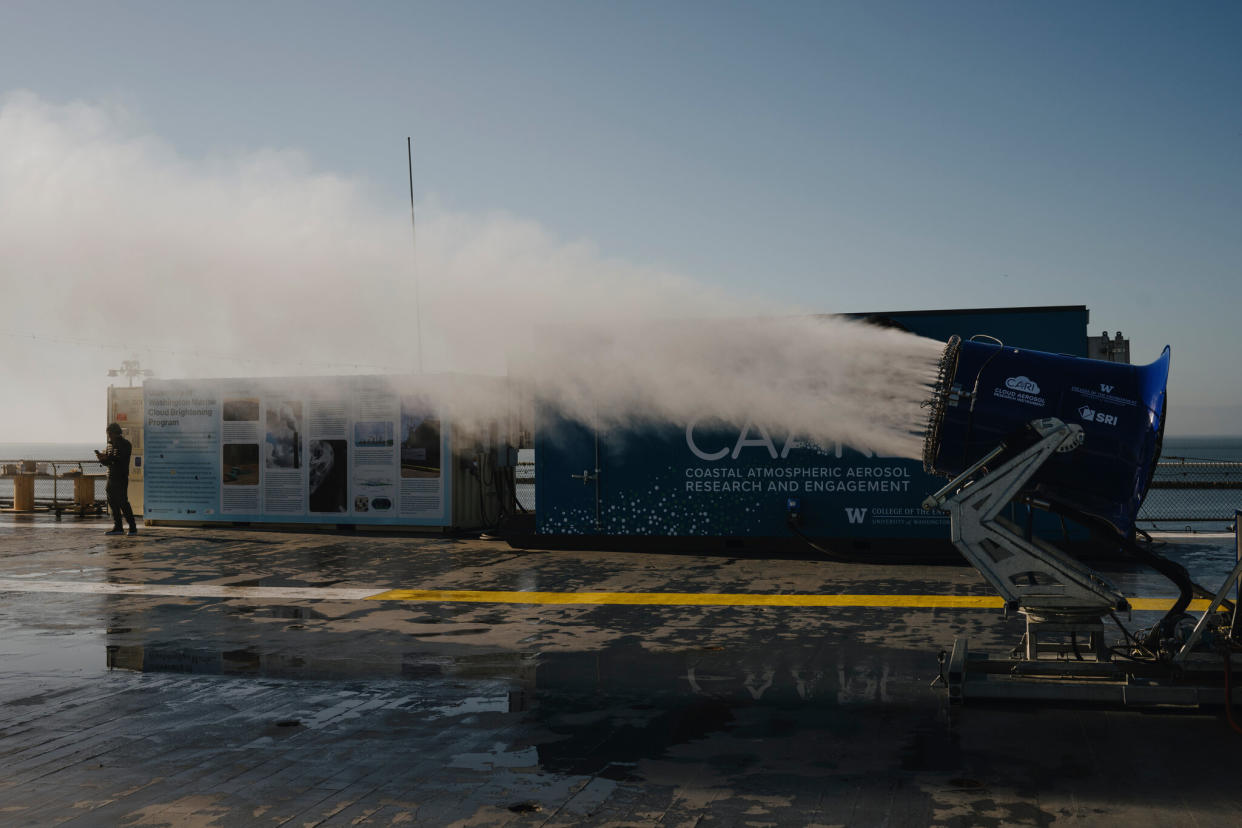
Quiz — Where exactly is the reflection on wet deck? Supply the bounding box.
[2,516,1241,825]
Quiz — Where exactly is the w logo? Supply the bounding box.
[1100,384,1114,393]
[844,507,868,525]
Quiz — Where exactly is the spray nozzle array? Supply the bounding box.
[921,335,962,474]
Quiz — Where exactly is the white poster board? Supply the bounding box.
[143,376,450,525]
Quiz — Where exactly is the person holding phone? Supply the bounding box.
[96,422,137,536]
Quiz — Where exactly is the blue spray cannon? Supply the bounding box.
[922,335,1170,540]
[920,339,1242,706]
[919,335,1179,645]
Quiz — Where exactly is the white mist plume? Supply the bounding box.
[1,91,944,455]
[526,317,943,458]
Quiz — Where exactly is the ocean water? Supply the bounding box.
[0,443,101,462]
[1161,436,1242,462]
[0,443,107,505]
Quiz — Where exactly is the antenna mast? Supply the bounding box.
[407,137,425,374]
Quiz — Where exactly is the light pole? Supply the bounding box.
[108,359,154,387]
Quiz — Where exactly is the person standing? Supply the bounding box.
[96,422,137,536]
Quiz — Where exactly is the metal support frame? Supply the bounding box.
[1172,513,1242,664]
[937,501,1242,707]
[1023,617,1110,662]
[924,417,1127,619]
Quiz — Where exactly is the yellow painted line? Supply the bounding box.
[368,589,1232,611]
[1132,598,1226,612]
[0,579,1227,612]
[366,589,1002,607]
[0,578,379,601]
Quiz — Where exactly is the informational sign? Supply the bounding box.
[143,376,451,526]
[536,418,950,538]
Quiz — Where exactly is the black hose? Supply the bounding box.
[1035,501,1219,650]
[476,460,489,526]
[1121,532,1236,643]
[786,518,855,562]
[1109,610,1157,660]
[956,339,1004,473]
[1130,542,1196,651]
[503,466,528,514]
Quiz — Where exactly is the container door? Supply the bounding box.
[534,413,604,535]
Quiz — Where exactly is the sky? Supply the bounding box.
[1,0,1239,441]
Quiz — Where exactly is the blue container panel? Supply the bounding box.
[535,306,1095,539]
[536,422,950,538]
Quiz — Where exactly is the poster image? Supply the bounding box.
[223,397,260,422]
[221,444,260,485]
[354,475,395,513]
[354,421,394,448]
[265,401,303,469]
[400,399,441,479]
[308,439,348,512]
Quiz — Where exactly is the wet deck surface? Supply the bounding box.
[2,516,1241,826]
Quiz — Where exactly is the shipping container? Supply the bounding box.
[524,306,1092,553]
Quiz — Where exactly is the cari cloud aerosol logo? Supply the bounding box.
[844,507,869,525]
[1078,405,1119,427]
[994,375,1046,407]
[1005,376,1041,394]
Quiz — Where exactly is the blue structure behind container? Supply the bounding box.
[530,306,1094,553]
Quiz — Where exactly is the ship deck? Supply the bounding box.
[1,514,1240,826]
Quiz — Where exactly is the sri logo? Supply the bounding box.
[844,507,868,524]
[1005,376,1041,394]
[1079,405,1118,426]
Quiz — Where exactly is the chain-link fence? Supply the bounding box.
[0,459,108,514]
[514,449,536,512]
[1138,457,1242,525]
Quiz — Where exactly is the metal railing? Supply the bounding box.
[0,459,108,513]
[2,453,1237,524]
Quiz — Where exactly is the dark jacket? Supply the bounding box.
[100,435,132,483]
